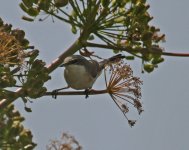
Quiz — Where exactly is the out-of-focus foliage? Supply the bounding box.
[19,0,165,73]
[0,17,50,102]
[46,132,82,150]
[0,17,51,150]
[0,104,36,149]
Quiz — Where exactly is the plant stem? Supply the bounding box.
[85,42,189,57]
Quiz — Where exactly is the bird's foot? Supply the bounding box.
[52,89,59,99]
[84,88,93,99]
[85,89,90,99]
[52,86,70,99]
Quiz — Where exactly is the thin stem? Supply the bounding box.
[57,8,73,18]
[95,32,117,46]
[98,12,126,30]
[11,67,21,74]
[99,30,128,39]
[114,93,134,105]
[95,8,109,27]
[115,92,136,102]
[109,94,128,119]
[102,28,127,32]
[98,25,125,30]
[74,0,86,24]
[57,7,82,27]
[85,42,142,58]
[48,12,80,26]
[81,0,86,12]
[69,0,85,24]
[104,69,108,88]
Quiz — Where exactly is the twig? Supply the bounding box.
[85,42,189,57]
[45,89,107,96]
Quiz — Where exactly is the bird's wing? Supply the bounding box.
[99,54,125,68]
[87,60,101,78]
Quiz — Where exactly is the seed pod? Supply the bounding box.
[144,64,154,73]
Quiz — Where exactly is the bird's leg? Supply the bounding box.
[84,88,93,99]
[52,86,69,99]
[84,89,89,99]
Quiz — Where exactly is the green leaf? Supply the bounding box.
[142,53,153,61]
[71,26,77,34]
[22,16,34,22]
[125,56,135,60]
[19,3,29,13]
[28,50,39,64]
[24,106,32,112]
[71,10,77,19]
[28,8,39,16]
[152,57,164,64]
[114,16,126,23]
[22,0,33,8]
[20,39,30,47]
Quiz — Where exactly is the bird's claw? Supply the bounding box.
[52,90,58,99]
[85,89,91,99]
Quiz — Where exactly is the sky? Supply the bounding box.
[1,0,189,150]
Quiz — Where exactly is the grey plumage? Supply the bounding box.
[60,54,124,90]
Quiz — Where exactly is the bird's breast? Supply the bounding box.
[64,65,96,90]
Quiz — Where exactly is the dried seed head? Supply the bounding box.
[128,120,136,127]
[0,31,24,65]
[104,60,143,127]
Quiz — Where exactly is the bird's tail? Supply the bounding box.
[107,54,125,62]
[99,54,125,69]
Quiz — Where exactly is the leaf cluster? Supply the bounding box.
[0,18,51,102]
[0,104,36,150]
[22,59,50,99]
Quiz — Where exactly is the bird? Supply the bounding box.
[52,54,124,98]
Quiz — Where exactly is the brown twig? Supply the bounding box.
[85,42,189,57]
[45,89,107,96]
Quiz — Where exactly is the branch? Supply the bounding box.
[85,42,189,57]
[45,89,107,96]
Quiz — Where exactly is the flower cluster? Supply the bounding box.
[105,60,143,127]
[47,132,82,150]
